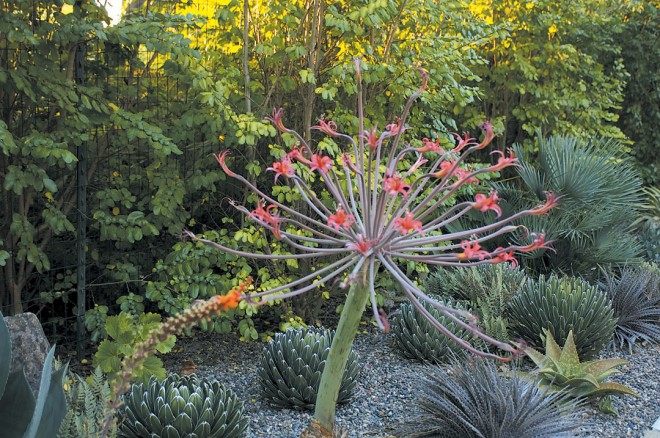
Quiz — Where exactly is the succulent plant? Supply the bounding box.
[257,327,361,410]
[397,358,588,438]
[117,374,248,438]
[598,265,660,352]
[522,329,638,415]
[425,263,529,303]
[0,311,69,438]
[508,274,616,359]
[392,298,472,363]
[58,367,114,438]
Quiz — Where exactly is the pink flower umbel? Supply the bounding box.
[185,63,558,362]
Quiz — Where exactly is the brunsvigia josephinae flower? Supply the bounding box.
[185,60,557,360]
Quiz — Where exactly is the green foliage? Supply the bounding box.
[491,134,643,276]
[58,367,115,438]
[598,265,660,352]
[425,264,529,303]
[0,311,68,438]
[632,187,660,263]
[392,299,472,363]
[397,358,587,438]
[117,374,248,438]
[508,274,617,360]
[424,264,529,347]
[257,327,361,410]
[462,0,627,149]
[614,1,660,186]
[92,311,176,385]
[146,227,300,341]
[522,329,638,415]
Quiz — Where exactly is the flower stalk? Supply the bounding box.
[185,59,558,434]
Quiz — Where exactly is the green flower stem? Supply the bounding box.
[311,266,371,435]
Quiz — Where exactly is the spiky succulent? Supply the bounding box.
[508,274,616,359]
[117,374,248,438]
[392,298,472,362]
[598,265,660,352]
[257,327,361,410]
[425,263,529,303]
[522,329,638,415]
[397,358,588,438]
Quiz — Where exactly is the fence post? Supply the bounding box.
[74,0,88,361]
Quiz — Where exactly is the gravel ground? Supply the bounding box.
[162,330,660,438]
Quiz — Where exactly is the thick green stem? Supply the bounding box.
[311,265,371,435]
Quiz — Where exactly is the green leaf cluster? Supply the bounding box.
[92,311,176,385]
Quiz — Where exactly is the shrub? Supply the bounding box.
[508,274,616,359]
[392,298,471,363]
[598,265,660,352]
[522,329,638,415]
[397,358,587,438]
[117,374,248,438]
[257,327,361,410]
[448,134,643,276]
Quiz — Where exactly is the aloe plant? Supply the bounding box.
[522,329,638,415]
[0,311,69,438]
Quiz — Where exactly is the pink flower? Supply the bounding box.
[312,117,340,137]
[457,240,490,261]
[327,207,355,231]
[489,149,519,171]
[310,154,333,174]
[386,120,402,135]
[472,191,502,217]
[362,126,379,151]
[417,137,445,153]
[382,174,411,196]
[455,167,479,184]
[530,192,559,216]
[433,160,456,179]
[476,121,495,150]
[249,202,282,240]
[394,211,423,235]
[266,108,289,133]
[346,235,373,255]
[267,157,295,182]
[452,132,476,152]
[213,150,236,177]
[519,232,556,253]
[489,248,518,269]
